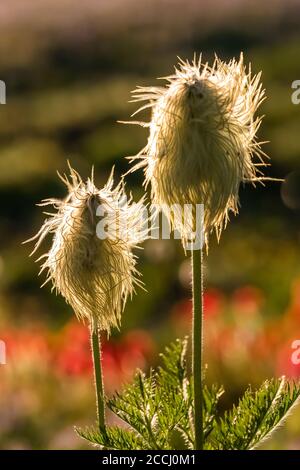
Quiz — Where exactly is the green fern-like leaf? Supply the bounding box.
[107,338,191,449]
[203,384,224,441]
[211,377,300,450]
[108,370,162,449]
[76,425,145,450]
[77,338,300,450]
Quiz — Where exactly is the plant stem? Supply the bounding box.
[192,247,204,450]
[90,324,106,434]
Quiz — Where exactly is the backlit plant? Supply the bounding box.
[28,54,300,451]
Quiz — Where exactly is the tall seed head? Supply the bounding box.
[28,166,147,333]
[128,54,270,247]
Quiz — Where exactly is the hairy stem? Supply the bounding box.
[192,247,204,450]
[90,324,106,433]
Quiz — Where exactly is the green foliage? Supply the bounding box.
[78,339,300,450]
[77,426,144,450]
[211,377,300,450]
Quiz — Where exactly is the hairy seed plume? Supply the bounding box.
[126,53,275,247]
[26,165,147,333]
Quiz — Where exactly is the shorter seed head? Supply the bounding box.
[27,165,147,333]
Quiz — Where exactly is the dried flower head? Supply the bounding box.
[127,54,273,247]
[27,165,147,333]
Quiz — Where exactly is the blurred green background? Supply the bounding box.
[1,0,300,450]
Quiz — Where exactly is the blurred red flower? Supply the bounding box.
[276,339,300,379]
[52,321,155,391]
[231,285,264,316]
[1,326,50,363]
[171,289,224,330]
[54,321,93,376]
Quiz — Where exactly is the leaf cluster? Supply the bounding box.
[78,338,300,450]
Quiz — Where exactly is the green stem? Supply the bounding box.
[192,247,204,450]
[90,324,106,434]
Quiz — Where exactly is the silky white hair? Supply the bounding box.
[127,54,272,248]
[27,165,147,333]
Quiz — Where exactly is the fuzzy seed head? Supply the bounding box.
[28,166,147,333]
[128,54,270,247]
